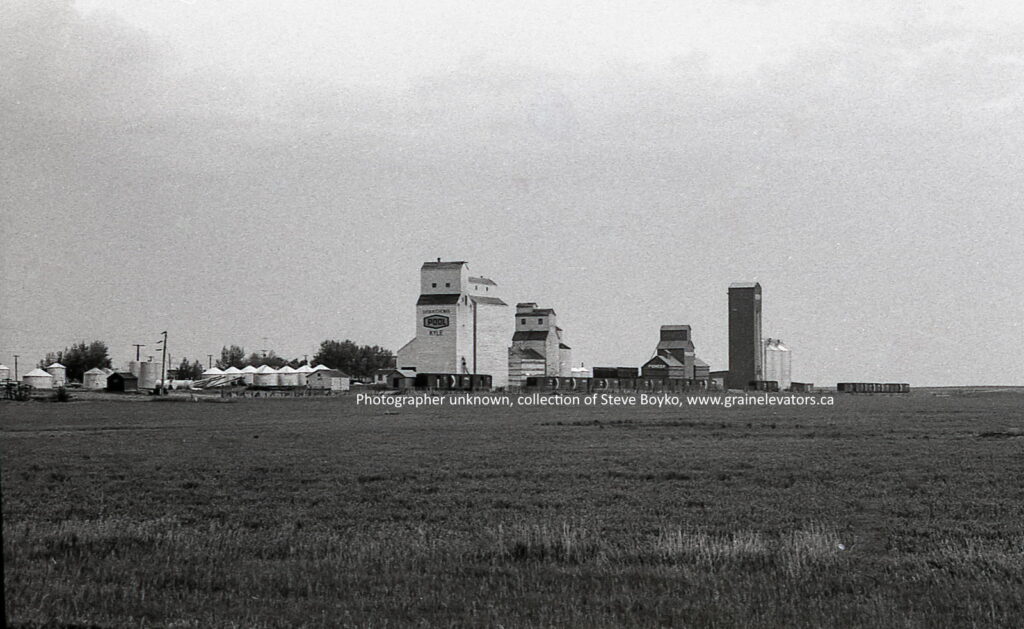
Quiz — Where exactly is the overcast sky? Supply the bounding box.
[2,1,1022,385]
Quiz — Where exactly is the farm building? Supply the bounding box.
[139,361,161,389]
[46,362,67,386]
[728,282,763,390]
[253,365,279,387]
[83,367,107,390]
[106,372,138,392]
[23,368,53,389]
[295,364,312,386]
[507,302,572,387]
[396,260,512,389]
[240,364,257,384]
[277,365,299,386]
[223,366,243,381]
[377,368,416,389]
[641,353,688,380]
[202,366,225,381]
[0,364,9,381]
[307,369,351,391]
[508,347,546,387]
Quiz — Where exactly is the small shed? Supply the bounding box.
[376,368,416,389]
[23,368,54,389]
[307,368,350,392]
[83,367,107,390]
[107,371,139,392]
[46,362,67,387]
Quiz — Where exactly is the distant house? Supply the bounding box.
[372,368,393,386]
[306,369,351,392]
[375,368,416,389]
[107,372,139,393]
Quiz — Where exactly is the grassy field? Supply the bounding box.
[2,390,1023,628]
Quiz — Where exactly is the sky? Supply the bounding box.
[1,0,1022,385]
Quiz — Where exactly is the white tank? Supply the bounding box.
[46,362,67,387]
[128,361,142,377]
[223,366,243,384]
[277,365,299,386]
[239,365,258,384]
[23,368,53,389]
[763,339,792,391]
[295,364,312,386]
[83,367,106,390]
[0,364,10,381]
[139,361,161,389]
[254,364,279,386]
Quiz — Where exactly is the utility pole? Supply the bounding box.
[12,355,18,380]
[155,332,167,394]
[160,331,167,393]
[132,344,145,361]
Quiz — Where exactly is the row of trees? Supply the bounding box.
[215,341,394,379]
[39,341,112,383]
[37,339,394,383]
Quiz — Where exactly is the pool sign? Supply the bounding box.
[423,314,450,329]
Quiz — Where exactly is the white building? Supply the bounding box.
[507,302,572,386]
[223,366,243,383]
[763,338,792,391]
[23,368,53,389]
[396,260,511,388]
[240,364,257,384]
[254,364,279,386]
[277,365,299,386]
[202,366,225,381]
[307,368,351,392]
[46,362,67,386]
[83,367,107,390]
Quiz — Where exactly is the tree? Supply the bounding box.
[216,345,246,370]
[247,351,288,369]
[175,358,204,380]
[312,340,393,379]
[39,341,111,383]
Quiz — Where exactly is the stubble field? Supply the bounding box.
[2,389,1023,628]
